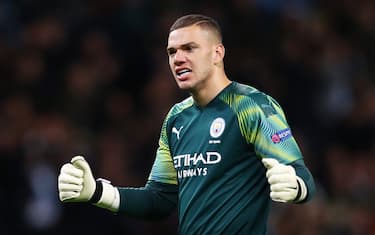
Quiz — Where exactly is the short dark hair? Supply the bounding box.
[169,14,222,42]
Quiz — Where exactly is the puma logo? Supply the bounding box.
[172,126,183,140]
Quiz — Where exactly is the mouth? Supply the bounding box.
[175,68,192,79]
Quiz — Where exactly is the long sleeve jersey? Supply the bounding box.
[118,81,316,235]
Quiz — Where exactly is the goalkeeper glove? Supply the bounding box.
[262,158,307,203]
[58,156,120,212]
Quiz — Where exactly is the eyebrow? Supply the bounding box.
[167,41,199,53]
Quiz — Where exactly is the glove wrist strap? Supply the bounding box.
[294,176,307,202]
[90,178,120,212]
[89,180,103,203]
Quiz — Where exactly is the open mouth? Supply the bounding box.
[176,68,192,77]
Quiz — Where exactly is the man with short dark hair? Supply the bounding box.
[58,14,315,235]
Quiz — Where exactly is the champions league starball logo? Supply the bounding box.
[271,128,292,144]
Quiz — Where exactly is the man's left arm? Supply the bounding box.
[239,93,316,203]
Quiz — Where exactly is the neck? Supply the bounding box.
[192,74,231,107]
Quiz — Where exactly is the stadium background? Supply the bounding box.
[0,0,374,234]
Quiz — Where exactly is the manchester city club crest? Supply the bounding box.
[210,117,226,138]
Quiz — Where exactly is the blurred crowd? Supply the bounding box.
[0,0,374,235]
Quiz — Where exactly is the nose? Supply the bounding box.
[173,50,186,65]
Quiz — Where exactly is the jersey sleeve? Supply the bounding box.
[147,111,178,185]
[239,93,303,164]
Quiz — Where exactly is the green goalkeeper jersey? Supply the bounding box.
[134,81,313,235]
[146,81,308,235]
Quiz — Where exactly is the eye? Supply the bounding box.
[167,48,176,56]
[182,45,195,52]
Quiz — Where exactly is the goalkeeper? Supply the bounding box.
[58,14,315,235]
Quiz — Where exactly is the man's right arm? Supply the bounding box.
[118,113,179,219]
[58,110,179,219]
[58,155,178,219]
[117,181,178,219]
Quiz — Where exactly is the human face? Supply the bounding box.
[167,25,219,92]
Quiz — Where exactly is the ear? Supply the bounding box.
[213,44,225,64]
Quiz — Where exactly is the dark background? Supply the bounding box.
[0,0,374,234]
